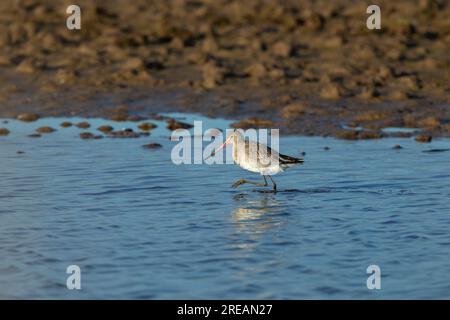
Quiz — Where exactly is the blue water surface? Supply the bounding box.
[1,114,450,299]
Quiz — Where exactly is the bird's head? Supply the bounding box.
[204,129,241,160]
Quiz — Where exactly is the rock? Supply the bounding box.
[324,146,330,151]
[320,83,342,99]
[148,113,169,121]
[269,68,285,79]
[202,37,219,53]
[230,117,276,129]
[55,69,78,84]
[403,114,417,127]
[245,63,267,79]
[186,51,205,64]
[16,60,35,73]
[128,115,146,122]
[304,11,324,31]
[271,41,291,57]
[107,130,148,138]
[16,150,25,154]
[388,132,414,138]
[280,102,309,118]
[169,37,184,50]
[60,121,73,128]
[415,134,432,143]
[166,119,193,130]
[112,104,130,113]
[354,111,388,122]
[358,131,383,139]
[122,57,145,70]
[323,36,343,48]
[389,90,408,101]
[79,132,93,139]
[17,113,39,122]
[336,130,359,140]
[345,121,359,128]
[75,121,91,129]
[358,87,379,100]
[110,114,129,121]
[97,125,114,133]
[27,133,41,138]
[398,76,419,90]
[0,128,10,136]
[336,129,382,140]
[0,55,10,66]
[36,126,56,133]
[393,144,403,149]
[79,132,103,139]
[377,66,392,80]
[420,58,438,69]
[202,61,224,89]
[142,143,162,149]
[418,117,440,128]
[138,122,157,131]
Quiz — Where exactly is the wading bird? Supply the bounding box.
[205,129,304,192]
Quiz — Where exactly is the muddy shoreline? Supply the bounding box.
[0,0,449,139]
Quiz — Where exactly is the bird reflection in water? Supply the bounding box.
[230,193,285,250]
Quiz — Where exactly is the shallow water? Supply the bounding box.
[1,114,450,299]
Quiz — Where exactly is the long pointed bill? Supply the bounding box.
[204,134,233,160]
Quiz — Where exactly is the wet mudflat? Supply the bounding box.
[1,114,450,299]
[0,1,449,138]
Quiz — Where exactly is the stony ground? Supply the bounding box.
[0,0,449,139]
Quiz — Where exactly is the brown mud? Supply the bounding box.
[0,0,449,139]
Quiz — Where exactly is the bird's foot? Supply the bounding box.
[231,179,247,188]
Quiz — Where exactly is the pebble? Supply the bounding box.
[75,122,91,129]
[128,115,146,122]
[272,41,292,58]
[36,126,56,133]
[107,130,148,138]
[17,113,39,122]
[79,132,103,139]
[138,122,157,131]
[166,119,194,130]
[415,134,432,143]
[110,114,129,121]
[320,83,342,100]
[60,121,73,128]
[0,128,10,135]
[97,125,114,133]
[142,143,162,149]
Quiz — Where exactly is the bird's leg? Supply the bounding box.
[268,175,277,192]
[231,176,268,188]
[262,175,268,186]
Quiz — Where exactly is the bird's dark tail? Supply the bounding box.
[279,153,304,165]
